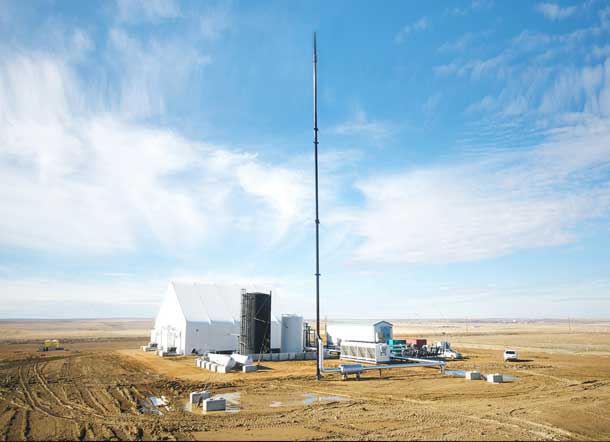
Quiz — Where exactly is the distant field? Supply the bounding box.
[1,318,609,353]
[0,319,152,343]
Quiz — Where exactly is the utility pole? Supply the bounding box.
[313,32,321,381]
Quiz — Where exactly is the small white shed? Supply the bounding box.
[325,320,393,346]
[151,282,282,355]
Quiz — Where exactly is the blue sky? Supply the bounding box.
[1,0,610,319]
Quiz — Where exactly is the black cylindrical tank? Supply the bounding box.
[239,291,271,355]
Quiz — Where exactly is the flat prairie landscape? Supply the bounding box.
[0,319,609,441]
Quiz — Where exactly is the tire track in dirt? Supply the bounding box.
[100,387,125,414]
[80,385,113,414]
[301,384,576,441]
[1,407,17,441]
[32,360,74,411]
[33,357,108,422]
[21,409,30,441]
[17,364,52,417]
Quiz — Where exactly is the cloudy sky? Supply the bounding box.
[1,0,610,319]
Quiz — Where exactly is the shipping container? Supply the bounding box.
[405,338,427,347]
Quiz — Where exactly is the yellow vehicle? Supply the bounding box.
[41,339,60,351]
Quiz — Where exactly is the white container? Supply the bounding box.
[465,371,481,380]
[340,341,391,364]
[208,353,236,370]
[281,314,304,353]
[487,373,503,383]
[202,398,226,412]
[326,321,393,346]
[231,353,253,366]
[190,391,210,404]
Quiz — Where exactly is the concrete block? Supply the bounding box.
[231,353,253,366]
[279,353,288,361]
[305,352,317,360]
[208,353,236,370]
[190,391,210,404]
[216,365,227,373]
[465,371,481,380]
[487,373,503,383]
[202,398,226,412]
[242,364,257,373]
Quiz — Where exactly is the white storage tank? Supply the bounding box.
[281,314,303,353]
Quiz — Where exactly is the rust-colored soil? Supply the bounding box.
[0,320,609,440]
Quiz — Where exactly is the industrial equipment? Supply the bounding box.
[326,321,393,346]
[387,339,407,356]
[319,338,446,381]
[303,322,316,348]
[339,364,363,380]
[340,340,391,364]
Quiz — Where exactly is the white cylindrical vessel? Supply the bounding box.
[281,314,303,353]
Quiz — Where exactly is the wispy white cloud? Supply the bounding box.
[435,53,508,79]
[593,45,610,58]
[349,120,610,264]
[395,17,429,44]
[200,3,232,40]
[0,49,310,255]
[539,62,608,114]
[445,0,494,16]
[331,106,398,144]
[438,32,477,53]
[116,0,181,23]
[423,92,442,116]
[536,2,577,21]
[108,28,211,119]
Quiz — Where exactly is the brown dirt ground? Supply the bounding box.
[0,320,609,441]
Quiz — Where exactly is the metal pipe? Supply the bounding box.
[313,32,321,381]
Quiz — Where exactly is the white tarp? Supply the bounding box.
[152,281,283,355]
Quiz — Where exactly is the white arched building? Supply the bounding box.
[151,282,282,355]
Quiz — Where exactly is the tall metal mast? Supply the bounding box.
[313,32,321,381]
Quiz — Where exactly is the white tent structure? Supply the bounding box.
[151,282,282,355]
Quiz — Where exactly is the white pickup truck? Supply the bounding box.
[443,349,462,359]
[503,349,518,361]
